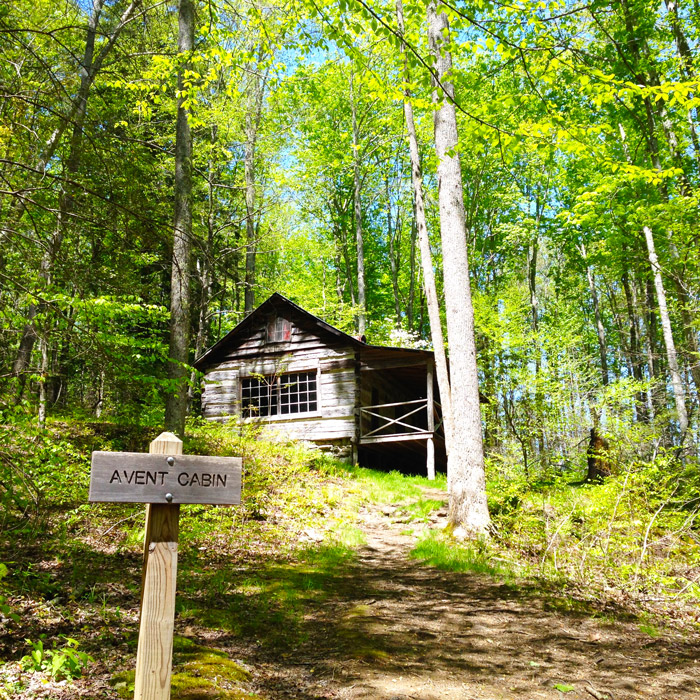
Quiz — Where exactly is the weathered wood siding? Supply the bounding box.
[201,319,357,443]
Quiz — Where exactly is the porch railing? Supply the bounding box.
[360,399,442,440]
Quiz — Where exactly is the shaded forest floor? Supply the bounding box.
[1,421,700,699]
[6,490,699,700]
[241,492,700,700]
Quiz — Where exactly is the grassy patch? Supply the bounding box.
[396,498,445,522]
[410,531,512,579]
[327,521,367,548]
[177,538,360,652]
[321,460,446,506]
[488,466,700,607]
[109,637,258,699]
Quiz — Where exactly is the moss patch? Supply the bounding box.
[109,637,259,700]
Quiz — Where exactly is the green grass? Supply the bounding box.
[176,537,362,652]
[327,521,367,547]
[400,498,445,521]
[488,464,700,604]
[324,462,446,505]
[410,531,512,579]
[110,636,258,699]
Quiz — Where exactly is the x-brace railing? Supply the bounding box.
[360,399,428,438]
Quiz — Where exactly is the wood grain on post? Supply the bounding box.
[134,432,182,700]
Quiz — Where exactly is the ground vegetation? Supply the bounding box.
[0,419,698,699]
[1,0,700,693]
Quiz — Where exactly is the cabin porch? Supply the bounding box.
[358,348,446,477]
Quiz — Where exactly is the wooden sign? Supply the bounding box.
[89,452,241,505]
[90,432,243,700]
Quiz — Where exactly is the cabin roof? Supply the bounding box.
[193,292,434,370]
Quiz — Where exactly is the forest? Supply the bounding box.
[1,0,700,698]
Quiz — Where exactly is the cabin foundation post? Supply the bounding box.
[426,359,435,480]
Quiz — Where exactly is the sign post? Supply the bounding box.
[89,431,242,700]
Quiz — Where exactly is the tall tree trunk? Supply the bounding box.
[396,0,454,454]
[244,71,264,314]
[334,245,344,306]
[164,0,194,438]
[244,141,256,314]
[350,73,366,335]
[407,214,417,331]
[37,335,49,427]
[428,0,488,532]
[528,226,545,456]
[528,235,539,338]
[643,225,688,435]
[580,244,609,386]
[386,175,402,326]
[334,215,357,306]
[644,276,665,421]
[621,269,649,422]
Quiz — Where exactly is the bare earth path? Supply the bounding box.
[247,490,700,700]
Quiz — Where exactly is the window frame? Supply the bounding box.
[240,369,319,419]
[266,316,292,344]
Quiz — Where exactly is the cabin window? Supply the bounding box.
[266,317,292,343]
[241,371,317,417]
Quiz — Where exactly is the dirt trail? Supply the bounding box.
[251,490,700,700]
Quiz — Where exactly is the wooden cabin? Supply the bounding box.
[194,293,446,476]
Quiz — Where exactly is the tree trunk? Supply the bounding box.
[244,139,256,314]
[580,244,609,386]
[12,308,38,399]
[350,73,367,335]
[407,213,417,331]
[621,269,649,422]
[396,0,454,453]
[643,225,688,435]
[528,225,545,456]
[386,175,402,326]
[37,335,49,427]
[428,0,489,532]
[644,276,665,421]
[164,0,194,438]
[244,69,265,314]
[334,215,357,306]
